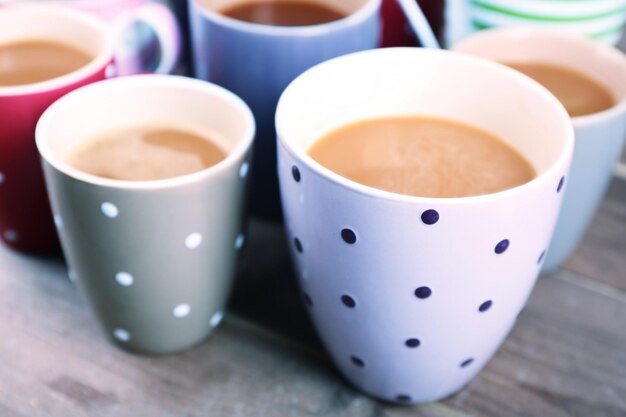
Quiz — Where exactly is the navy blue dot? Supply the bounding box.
[303,293,312,307]
[537,250,546,264]
[414,286,432,299]
[341,228,357,244]
[405,338,421,348]
[460,358,474,368]
[495,239,510,254]
[292,165,301,182]
[479,300,493,312]
[294,238,303,253]
[341,295,356,308]
[557,176,565,193]
[350,356,365,367]
[396,395,412,404]
[421,209,439,225]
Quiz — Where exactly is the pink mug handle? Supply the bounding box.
[113,2,181,74]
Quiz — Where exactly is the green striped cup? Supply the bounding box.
[469,0,626,44]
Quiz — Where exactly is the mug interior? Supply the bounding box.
[0,6,113,95]
[453,28,626,120]
[36,75,255,189]
[276,47,572,193]
[194,0,371,20]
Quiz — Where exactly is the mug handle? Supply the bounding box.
[113,3,182,74]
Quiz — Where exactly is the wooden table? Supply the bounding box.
[0,173,624,417]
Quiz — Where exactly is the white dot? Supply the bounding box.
[101,202,118,218]
[239,162,249,178]
[115,272,134,287]
[299,194,305,204]
[173,304,191,318]
[3,229,18,242]
[53,214,63,230]
[210,310,224,327]
[113,328,130,342]
[105,64,117,79]
[68,269,77,283]
[234,233,245,250]
[185,233,203,249]
[0,172,4,184]
[301,270,309,280]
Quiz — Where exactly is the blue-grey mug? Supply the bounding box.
[188,0,381,218]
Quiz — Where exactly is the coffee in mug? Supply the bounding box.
[0,40,94,86]
[503,62,615,117]
[65,125,227,181]
[308,116,536,198]
[219,0,345,26]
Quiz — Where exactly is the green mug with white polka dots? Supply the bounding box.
[35,75,255,354]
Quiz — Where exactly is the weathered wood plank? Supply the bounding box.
[564,178,626,290]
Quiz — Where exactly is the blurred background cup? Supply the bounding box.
[275,48,573,404]
[454,28,626,273]
[468,0,626,45]
[188,0,381,219]
[0,6,119,253]
[36,75,255,354]
[1,0,182,75]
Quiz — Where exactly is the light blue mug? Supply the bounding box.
[188,0,381,218]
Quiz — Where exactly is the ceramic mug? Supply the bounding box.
[188,0,381,219]
[468,0,626,45]
[454,28,626,272]
[0,6,119,253]
[276,48,574,403]
[36,75,255,354]
[1,0,181,75]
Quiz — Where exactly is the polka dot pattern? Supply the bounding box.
[538,250,546,265]
[479,300,493,313]
[460,358,474,368]
[210,310,224,327]
[235,233,245,251]
[341,228,357,244]
[113,328,130,342]
[294,237,303,254]
[421,209,439,225]
[292,165,301,182]
[185,233,203,250]
[495,239,510,254]
[405,338,421,348]
[173,304,191,318]
[414,286,432,299]
[115,272,134,287]
[303,292,313,307]
[350,356,365,367]
[100,202,119,218]
[53,214,63,230]
[341,295,356,308]
[239,161,249,178]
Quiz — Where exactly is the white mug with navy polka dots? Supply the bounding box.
[35,75,255,354]
[276,48,574,404]
[454,28,626,273]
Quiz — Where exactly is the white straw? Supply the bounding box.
[396,0,441,49]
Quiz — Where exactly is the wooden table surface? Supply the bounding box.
[0,173,624,417]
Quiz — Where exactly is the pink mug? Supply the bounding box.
[1,0,181,75]
[0,6,123,253]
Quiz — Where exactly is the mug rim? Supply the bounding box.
[275,47,574,205]
[190,0,381,37]
[453,27,626,128]
[0,5,115,97]
[35,74,256,191]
